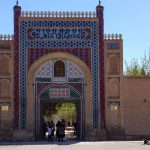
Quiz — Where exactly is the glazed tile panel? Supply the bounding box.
[35,60,84,78]
[20,20,99,129]
[35,60,53,78]
[14,9,20,129]
[28,48,91,70]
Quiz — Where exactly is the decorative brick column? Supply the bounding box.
[96,2,105,129]
[13,4,21,129]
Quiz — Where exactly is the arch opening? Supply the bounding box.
[27,52,92,141]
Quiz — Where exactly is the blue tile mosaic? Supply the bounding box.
[20,20,100,129]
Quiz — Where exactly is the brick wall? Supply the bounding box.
[122,77,150,135]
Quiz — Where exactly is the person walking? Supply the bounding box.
[73,121,77,136]
[50,121,55,139]
[47,124,53,142]
[56,120,61,141]
[58,119,65,142]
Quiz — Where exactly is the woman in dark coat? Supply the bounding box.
[59,119,65,142]
[56,121,61,141]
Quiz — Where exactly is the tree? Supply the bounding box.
[43,103,58,121]
[124,50,150,76]
[56,103,76,122]
[141,50,150,75]
[43,103,77,122]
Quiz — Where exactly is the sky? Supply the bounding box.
[0,0,150,64]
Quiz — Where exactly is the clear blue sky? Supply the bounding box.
[0,0,150,63]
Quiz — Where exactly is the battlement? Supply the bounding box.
[21,11,96,18]
[0,34,122,41]
[104,34,122,40]
[0,35,14,41]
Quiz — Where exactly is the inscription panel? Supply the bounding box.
[27,28,91,41]
[20,20,99,129]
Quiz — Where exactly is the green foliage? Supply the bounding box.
[56,103,76,122]
[124,50,150,76]
[43,103,57,120]
[43,103,76,122]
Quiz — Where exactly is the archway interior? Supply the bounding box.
[34,59,85,140]
[41,102,79,140]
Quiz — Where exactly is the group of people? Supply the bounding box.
[43,119,65,142]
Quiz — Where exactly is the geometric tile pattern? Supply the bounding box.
[35,60,53,78]
[35,60,84,78]
[37,83,83,98]
[66,61,84,78]
[19,20,99,129]
[28,48,91,70]
[49,88,70,98]
[97,6,105,129]
[13,7,21,129]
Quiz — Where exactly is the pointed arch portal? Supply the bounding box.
[27,52,92,140]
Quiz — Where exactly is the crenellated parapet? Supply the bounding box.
[0,35,14,41]
[104,34,122,40]
[21,11,96,18]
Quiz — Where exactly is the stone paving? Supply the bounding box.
[0,141,150,150]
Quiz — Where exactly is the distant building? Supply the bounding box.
[0,1,150,141]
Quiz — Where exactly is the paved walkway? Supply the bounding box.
[0,141,150,150]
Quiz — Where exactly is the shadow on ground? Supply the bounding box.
[0,138,81,146]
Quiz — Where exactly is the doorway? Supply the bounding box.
[40,100,81,141]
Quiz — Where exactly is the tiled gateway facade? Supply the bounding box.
[0,2,150,141]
